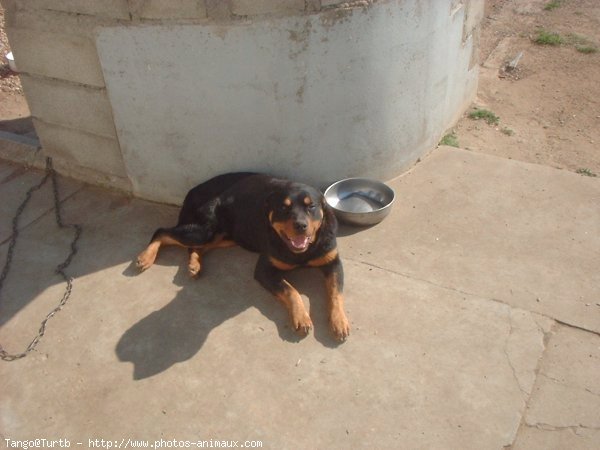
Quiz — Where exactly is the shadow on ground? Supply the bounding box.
[117,250,345,379]
[0,116,34,134]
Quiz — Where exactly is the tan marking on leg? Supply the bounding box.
[136,232,190,271]
[136,241,161,271]
[203,237,236,251]
[325,272,350,341]
[307,248,339,267]
[275,281,312,336]
[157,234,189,247]
[268,256,298,271]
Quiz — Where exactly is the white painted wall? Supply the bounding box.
[96,0,477,203]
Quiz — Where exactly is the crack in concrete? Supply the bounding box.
[345,257,492,300]
[349,255,568,449]
[503,311,530,398]
[555,319,600,338]
[501,311,531,450]
[586,387,600,397]
[537,372,600,398]
[346,257,600,338]
[500,310,557,449]
[347,251,600,447]
[525,422,600,433]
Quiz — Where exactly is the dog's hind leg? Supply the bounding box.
[136,222,218,271]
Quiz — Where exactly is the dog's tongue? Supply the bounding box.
[290,235,309,250]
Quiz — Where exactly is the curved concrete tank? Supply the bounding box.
[96,0,479,203]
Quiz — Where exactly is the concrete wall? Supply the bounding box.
[2,0,482,204]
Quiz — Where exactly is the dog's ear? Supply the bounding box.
[264,192,275,223]
[264,190,284,224]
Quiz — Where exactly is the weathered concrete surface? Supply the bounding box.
[0,130,44,169]
[3,0,480,201]
[14,0,131,20]
[231,0,304,16]
[4,7,115,87]
[0,188,550,448]
[0,159,82,243]
[131,0,208,20]
[1,147,599,448]
[96,0,477,203]
[19,75,118,139]
[343,147,600,334]
[513,324,600,449]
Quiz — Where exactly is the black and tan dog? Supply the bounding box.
[136,172,350,341]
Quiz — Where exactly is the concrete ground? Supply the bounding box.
[0,146,599,449]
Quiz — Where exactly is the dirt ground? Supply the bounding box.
[1,0,599,175]
[455,0,600,175]
[0,4,31,135]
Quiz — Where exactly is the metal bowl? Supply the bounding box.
[324,178,395,226]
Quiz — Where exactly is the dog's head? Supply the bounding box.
[266,183,325,254]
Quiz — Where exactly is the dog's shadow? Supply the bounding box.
[117,248,343,380]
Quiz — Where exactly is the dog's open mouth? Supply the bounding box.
[282,233,311,253]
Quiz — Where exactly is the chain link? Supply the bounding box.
[0,157,82,361]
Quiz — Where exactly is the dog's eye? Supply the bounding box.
[307,203,317,211]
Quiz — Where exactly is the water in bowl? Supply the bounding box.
[336,191,384,213]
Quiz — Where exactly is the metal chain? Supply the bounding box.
[0,157,82,361]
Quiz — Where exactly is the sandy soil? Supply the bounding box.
[453,0,600,176]
[0,5,31,135]
[1,1,599,175]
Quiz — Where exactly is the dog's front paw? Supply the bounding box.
[330,308,350,342]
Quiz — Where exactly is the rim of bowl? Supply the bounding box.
[324,178,395,214]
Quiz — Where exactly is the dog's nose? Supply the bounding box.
[294,221,308,232]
